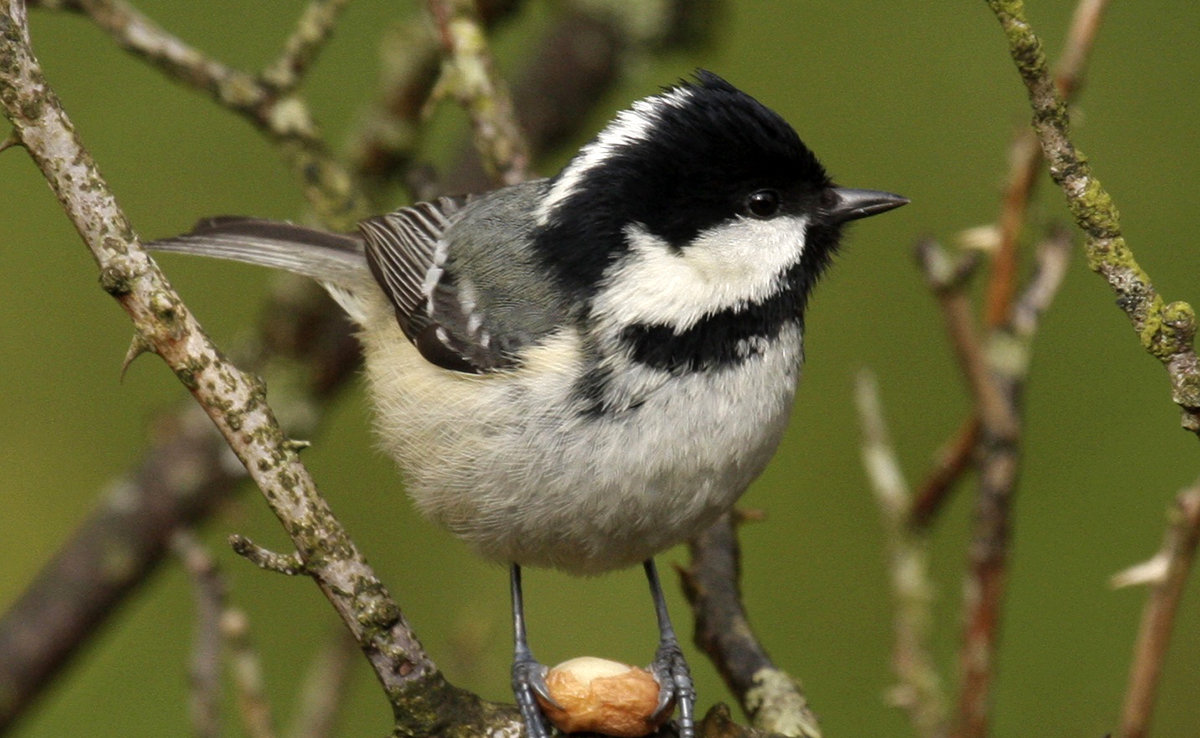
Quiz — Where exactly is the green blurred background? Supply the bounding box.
[3,1,1199,736]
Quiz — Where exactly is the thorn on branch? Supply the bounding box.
[120,332,157,381]
[229,534,307,576]
[0,130,23,153]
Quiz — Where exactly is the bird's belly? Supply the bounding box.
[362,325,802,575]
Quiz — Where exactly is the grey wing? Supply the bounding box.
[360,195,522,374]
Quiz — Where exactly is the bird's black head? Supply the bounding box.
[534,71,904,300]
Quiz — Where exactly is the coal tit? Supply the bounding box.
[150,70,907,738]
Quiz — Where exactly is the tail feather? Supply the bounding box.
[147,217,370,290]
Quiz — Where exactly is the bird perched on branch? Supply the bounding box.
[150,70,906,738]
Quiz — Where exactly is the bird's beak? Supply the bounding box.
[826,187,909,224]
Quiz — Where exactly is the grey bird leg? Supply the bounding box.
[511,563,557,737]
[645,558,696,738]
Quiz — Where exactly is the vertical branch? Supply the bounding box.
[1113,481,1200,738]
[951,230,1071,738]
[856,371,948,738]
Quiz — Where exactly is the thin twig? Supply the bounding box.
[173,530,227,738]
[50,0,367,226]
[222,609,279,738]
[0,0,439,713]
[426,0,530,185]
[856,371,947,738]
[261,0,353,94]
[230,534,307,576]
[682,513,822,737]
[916,240,1017,439]
[951,229,1071,738]
[987,0,1200,435]
[923,0,1113,525]
[984,0,1110,329]
[910,416,980,530]
[1114,480,1200,738]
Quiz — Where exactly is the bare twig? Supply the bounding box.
[42,0,368,226]
[1114,480,1200,738]
[0,405,243,730]
[917,240,1017,439]
[426,0,530,185]
[173,530,228,738]
[987,0,1200,435]
[951,229,1071,738]
[984,0,1110,329]
[0,0,439,715]
[856,371,947,738]
[911,416,980,530]
[222,609,280,738]
[919,0,1112,529]
[682,514,821,737]
[230,534,307,576]
[261,0,353,94]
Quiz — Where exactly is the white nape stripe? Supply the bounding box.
[535,86,694,226]
[591,216,809,330]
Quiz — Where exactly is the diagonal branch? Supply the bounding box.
[682,514,822,737]
[986,0,1200,436]
[36,0,368,226]
[1113,479,1200,738]
[856,371,947,738]
[426,0,530,185]
[0,0,444,722]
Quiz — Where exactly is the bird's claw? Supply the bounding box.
[512,655,557,737]
[649,641,696,738]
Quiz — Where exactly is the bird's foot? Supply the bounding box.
[512,654,558,738]
[649,640,696,738]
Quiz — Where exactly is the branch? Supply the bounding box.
[951,229,1071,738]
[986,0,1200,436]
[426,0,531,185]
[38,0,368,226]
[174,530,228,738]
[0,0,443,721]
[856,372,947,738]
[260,0,353,94]
[682,514,822,737]
[1113,480,1200,738]
[0,0,722,731]
[917,0,1112,526]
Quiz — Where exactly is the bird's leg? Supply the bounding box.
[510,563,557,738]
[644,558,696,738]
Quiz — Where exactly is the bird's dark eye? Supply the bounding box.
[746,189,781,219]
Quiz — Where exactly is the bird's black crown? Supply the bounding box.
[536,70,834,297]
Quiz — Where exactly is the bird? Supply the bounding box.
[148,70,907,738]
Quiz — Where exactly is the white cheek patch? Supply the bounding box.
[592,217,808,329]
[536,87,695,226]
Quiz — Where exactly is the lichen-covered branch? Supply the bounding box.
[916,0,1112,529]
[986,0,1200,435]
[260,0,353,94]
[0,1,726,731]
[855,372,948,738]
[1113,480,1200,738]
[0,0,438,716]
[426,0,530,185]
[35,0,368,226]
[682,514,822,737]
